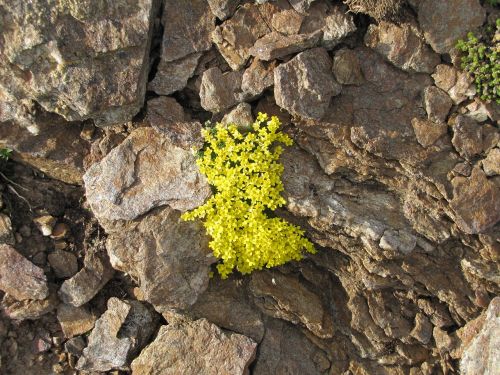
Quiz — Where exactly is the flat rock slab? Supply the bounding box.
[84,127,211,222]
[0,244,49,301]
[131,319,257,375]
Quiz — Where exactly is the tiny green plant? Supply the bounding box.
[182,113,316,279]
[456,19,500,104]
[485,0,498,7]
[0,148,12,161]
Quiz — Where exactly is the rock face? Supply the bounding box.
[131,319,257,375]
[200,68,243,113]
[0,244,49,301]
[77,298,158,372]
[0,0,157,127]
[274,48,341,120]
[84,127,211,221]
[460,297,500,375]
[57,304,96,338]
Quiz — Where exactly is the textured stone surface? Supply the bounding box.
[200,67,243,113]
[432,64,476,105]
[0,0,157,126]
[77,298,158,372]
[238,59,275,101]
[418,0,486,54]
[148,53,202,95]
[250,30,322,61]
[222,103,254,129]
[104,207,214,312]
[0,244,48,301]
[84,127,211,221]
[48,250,78,279]
[272,9,304,35]
[424,86,453,123]
[0,214,14,245]
[333,48,365,86]
[131,319,257,375]
[208,0,241,20]
[411,118,448,147]
[274,48,341,120]
[2,288,58,320]
[57,304,96,338]
[482,148,500,176]
[451,116,483,160]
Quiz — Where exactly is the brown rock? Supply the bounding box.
[0,214,14,245]
[333,48,365,85]
[250,30,322,61]
[2,287,58,320]
[200,67,243,113]
[411,118,448,147]
[0,244,49,301]
[148,53,202,95]
[424,86,453,123]
[418,0,486,54]
[272,9,304,35]
[57,304,96,338]
[84,127,211,221]
[365,22,440,73]
[222,103,254,130]
[48,250,78,279]
[50,223,70,240]
[131,319,257,375]
[238,59,275,101]
[289,0,316,13]
[483,148,500,176]
[450,167,500,234]
[344,0,404,21]
[207,0,241,21]
[410,313,433,345]
[274,48,341,120]
[451,116,483,159]
[432,64,475,105]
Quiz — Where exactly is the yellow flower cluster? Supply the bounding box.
[182,113,316,278]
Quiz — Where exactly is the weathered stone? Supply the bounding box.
[433,64,475,105]
[131,319,257,375]
[451,116,483,160]
[222,103,254,130]
[1,288,58,320]
[148,53,202,95]
[57,304,96,338]
[379,229,417,255]
[161,0,214,62]
[274,48,341,120]
[48,250,78,279]
[238,59,275,101]
[0,244,48,301]
[411,118,448,148]
[212,3,272,70]
[466,100,500,124]
[460,297,500,375]
[250,270,334,338]
[289,0,316,13]
[333,48,365,85]
[272,9,304,35]
[64,337,86,357]
[0,0,157,126]
[33,215,56,236]
[424,86,453,123]
[418,0,486,54]
[250,30,322,61]
[450,167,500,234]
[200,67,243,113]
[0,214,14,245]
[146,97,203,150]
[410,313,433,344]
[105,207,214,312]
[58,250,114,307]
[483,148,500,176]
[365,22,440,73]
[208,0,241,20]
[482,124,500,153]
[77,298,158,372]
[344,0,404,21]
[84,127,211,221]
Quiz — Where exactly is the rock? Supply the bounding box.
[58,250,114,307]
[50,223,70,240]
[0,0,157,126]
[272,9,304,35]
[250,30,322,61]
[365,22,440,73]
[221,103,254,129]
[57,304,96,338]
[482,148,500,176]
[332,48,365,85]
[0,244,49,301]
[208,0,241,20]
[289,0,316,13]
[466,100,500,124]
[84,127,211,221]
[249,270,334,339]
[238,59,275,101]
[460,297,500,375]
[148,53,202,95]
[33,215,56,236]
[1,288,58,320]
[161,0,214,62]
[48,250,78,279]
[451,116,483,160]
[432,64,476,105]
[378,229,417,255]
[131,319,257,375]
[424,86,453,123]
[344,0,404,21]
[146,97,203,150]
[64,337,86,357]
[411,118,448,147]
[104,206,214,312]
[274,48,341,120]
[410,313,433,345]
[450,167,500,234]
[77,298,158,372]
[0,214,14,245]
[212,3,272,70]
[200,67,243,113]
[418,0,486,54]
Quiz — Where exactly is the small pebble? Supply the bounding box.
[51,222,70,240]
[33,215,57,236]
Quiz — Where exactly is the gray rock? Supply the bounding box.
[411,118,448,147]
[208,0,241,20]
[333,48,365,85]
[104,207,214,312]
[131,319,257,375]
[148,53,202,95]
[64,336,86,357]
[460,297,500,375]
[365,22,440,73]
[48,250,78,279]
[84,127,211,222]
[274,48,341,120]
[424,86,453,123]
[418,0,486,54]
[222,103,254,130]
[289,0,316,13]
[0,0,157,126]
[0,244,49,301]
[57,304,96,338]
[0,214,14,245]
[482,148,500,176]
[200,67,243,113]
[77,298,158,372]
[58,250,114,307]
[378,229,417,255]
[249,31,322,61]
[432,64,476,105]
[410,313,433,345]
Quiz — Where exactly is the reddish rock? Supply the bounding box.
[411,118,448,147]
